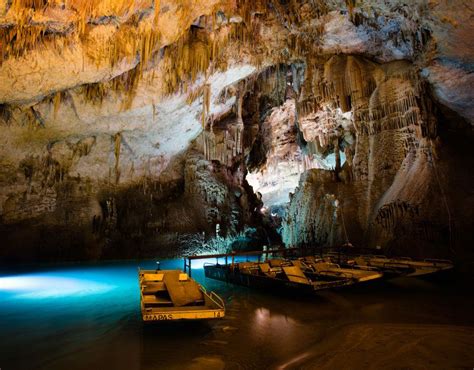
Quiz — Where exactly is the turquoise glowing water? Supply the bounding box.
[0,259,473,370]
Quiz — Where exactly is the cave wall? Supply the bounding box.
[280,53,473,263]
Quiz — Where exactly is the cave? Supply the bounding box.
[0,1,473,369]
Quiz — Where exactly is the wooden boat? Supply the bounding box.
[204,259,366,295]
[298,257,383,282]
[138,269,225,322]
[321,253,454,279]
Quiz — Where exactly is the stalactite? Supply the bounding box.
[334,137,341,176]
[345,0,357,22]
[202,83,211,128]
[114,132,122,185]
[53,91,62,118]
[153,0,160,27]
[80,82,108,105]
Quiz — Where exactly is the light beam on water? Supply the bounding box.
[0,275,116,299]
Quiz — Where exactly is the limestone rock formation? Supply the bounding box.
[0,0,472,266]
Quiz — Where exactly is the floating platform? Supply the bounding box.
[138,269,225,322]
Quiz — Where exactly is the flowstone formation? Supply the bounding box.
[0,0,472,266]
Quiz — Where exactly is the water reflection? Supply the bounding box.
[253,307,297,334]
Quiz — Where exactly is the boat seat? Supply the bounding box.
[259,263,271,273]
[282,266,310,284]
[311,261,340,272]
[143,295,174,307]
[164,271,204,307]
[259,263,280,277]
[249,266,260,275]
[303,256,323,268]
[241,265,260,275]
[142,282,167,294]
[179,273,189,282]
[292,260,310,271]
[340,268,381,282]
[141,273,164,282]
[353,257,369,266]
[238,262,256,270]
[268,259,285,267]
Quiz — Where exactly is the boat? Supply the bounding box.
[197,246,453,296]
[321,253,454,279]
[203,258,372,295]
[298,256,383,282]
[138,269,225,321]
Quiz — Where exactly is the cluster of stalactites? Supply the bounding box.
[355,87,422,136]
[198,125,244,166]
[1,0,266,101]
[300,108,346,150]
[298,55,432,141]
[1,0,161,62]
[196,77,248,166]
[76,66,141,110]
[14,0,276,113]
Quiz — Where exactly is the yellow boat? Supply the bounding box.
[138,269,225,322]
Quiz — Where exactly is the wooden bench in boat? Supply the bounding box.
[142,295,174,306]
[303,258,382,282]
[282,265,310,284]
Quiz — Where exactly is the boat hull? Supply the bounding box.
[142,308,225,321]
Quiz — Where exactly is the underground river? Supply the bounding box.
[1,259,473,370]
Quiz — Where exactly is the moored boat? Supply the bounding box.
[321,254,454,279]
[196,246,454,297]
[203,258,372,296]
[298,256,383,282]
[138,269,225,322]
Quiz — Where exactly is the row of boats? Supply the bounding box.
[138,251,453,322]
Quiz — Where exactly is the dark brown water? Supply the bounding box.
[1,259,473,370]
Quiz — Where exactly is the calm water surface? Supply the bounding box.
[0,259,473,370]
